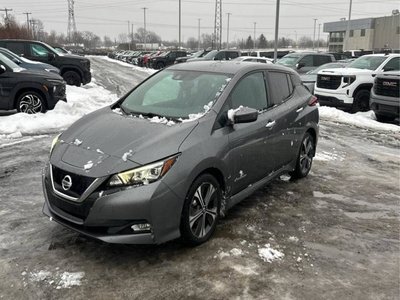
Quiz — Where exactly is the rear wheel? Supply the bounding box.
[16,91,46,114]
[352,90,370,112]
[180,174,221,245]
[290,132,315,179]
[156,62,165,69]
[63,70,81,86]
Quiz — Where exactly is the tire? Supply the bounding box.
[290,132,315,179]
[352,90,370,113]
[62,71,81,86]
[180,174,221,245]
[156,62,165,69]
[16,91,46,114]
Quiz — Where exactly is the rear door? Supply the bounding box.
[314,55,333,67]
[297,55,314,73]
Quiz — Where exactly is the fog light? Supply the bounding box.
[131,223,151,232]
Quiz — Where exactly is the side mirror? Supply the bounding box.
[0,65,6,75]
[48,53,56,61]
[228,106,258,125]
[296,62,305,69]
[12,58,21,65]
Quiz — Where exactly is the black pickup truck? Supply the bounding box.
[149,50,187,69]
[0,39,91,86]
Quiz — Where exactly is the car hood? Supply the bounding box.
[14,68,63,80]
[300,74,317,82]
[318,67,373,76]
[50,107,198,177]
[58,53,89,63]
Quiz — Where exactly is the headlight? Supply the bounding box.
[50,134,61,154]
[107,155,179,187]
[343,75,356,87]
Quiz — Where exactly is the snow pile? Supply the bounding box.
[214,248,244,259]
[319,106,400,132]
[258,244,284,263]
[56,272,85,289]
[181,101,215,123]
[30,270,52,282]
[149,116,175,126]
[96,56,157,76]
[314,150,345,162]
[26,270,85,289]
[0,81,118,141]
[122,149,133,162]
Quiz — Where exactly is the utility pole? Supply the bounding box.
[214,0,222,50]
[313,18,317,50]
[294,30,298,48]
[179,0,181,49]
[346,0,353,51]
[253,22,257,50]
[317,23,321,51]
[30,19,37,39]
[23,12,32,32]
[67,0,77,44]
[0,8,13,26]
[131,23,134,48]
[128,21,131,50]
[197,18,201,50]
[226,13,231,49]
[273,0,280,62]
[142,7,147,51]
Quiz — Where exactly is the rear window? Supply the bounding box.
[314,55,332,66]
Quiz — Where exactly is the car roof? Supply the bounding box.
[167,60,296,75]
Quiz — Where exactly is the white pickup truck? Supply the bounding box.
[314,54,400,112]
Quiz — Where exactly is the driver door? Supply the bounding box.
[25,43,52,64]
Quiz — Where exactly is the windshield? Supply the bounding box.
[276,54,301,66]
[120,69,232,119]
[348,56,387,70]
[0,53,24,71]
[308,63,346,74]
[202,50,218,59]
[191,50,205,58]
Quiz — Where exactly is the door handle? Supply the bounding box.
[265,120,276,128]
[296,107,304,113]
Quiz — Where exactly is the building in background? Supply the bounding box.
[324,11,400,53]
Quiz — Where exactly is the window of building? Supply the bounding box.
[360,29,366,37]
[397,26,400,34]
[349,30,354,37]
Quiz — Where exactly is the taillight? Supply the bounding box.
[308,95,318,106]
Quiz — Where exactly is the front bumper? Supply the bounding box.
[370,90,400,118]
[46,84,67,110]
[82,70,91,85]
[42,163,182,244]
[315,90,353,108]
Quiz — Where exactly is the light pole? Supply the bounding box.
[128,21,131,50]
[346,0,353,51]
[142,7,147,51]
[317,23,321,51]
[313,18,317,50]
[226,13,231,49]
[179,0,181,49]
[253,22,257,50]
[198,18,201,50]
[273,0,280,62]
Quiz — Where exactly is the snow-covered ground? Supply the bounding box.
[0,80,118,144]
[94,56,157,76]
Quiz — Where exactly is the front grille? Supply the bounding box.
[54,84,66,97]
[52,165,96,199]
[49,192,96,220]
[374,78,400,98]
[317,74,342,89]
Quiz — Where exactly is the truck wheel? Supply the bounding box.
[352,90,370,113]
[156,62,165,69]
[16,91,47,114]
[290,132,315,179]
[63,71,81,86]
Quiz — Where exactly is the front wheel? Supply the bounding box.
[180,174,221,245]
[352,90,370,113]
[16,91,46,114]
[290,132,315,179]
[63,71,81,86]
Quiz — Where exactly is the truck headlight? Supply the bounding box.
[343,75,356,87]
[107,155,179,187]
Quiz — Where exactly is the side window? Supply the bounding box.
[215,52,225,60]
[299,55,313,67]
[169,52,177,59]
[6,42,24,55]
[268,72,291,106]
[286,74,294,94]
[228,52,239,60]
[383,57,400,71]
[230,72,268,111]
[29,43,50,57]
[314,55,332,66]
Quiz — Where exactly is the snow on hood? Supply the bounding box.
[318,67,375,76]
[51,107,198,177]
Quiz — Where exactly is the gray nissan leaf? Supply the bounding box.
[42,61,319,245]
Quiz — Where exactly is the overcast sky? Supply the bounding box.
[4,0,399,42]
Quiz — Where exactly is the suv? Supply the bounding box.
[175,49,210,64]
[150,50,187,69]
[0,39,91,86]
[276,52,335,74]
[370,71,400,122]
[315,54,400,112]
[187,49,241,62]
[0,53,66,113]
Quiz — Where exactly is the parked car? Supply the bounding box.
[276,52,335,74]
[233,56,273,64]
[175,49,210,64]
[0,39,91,86]
[187,49,241,62]
[0,47,60,74]
[328,52,351,61]
[0,53,66,113]
[315,54,400,112]
[249,50,294,59]
[42,61,319,245]
[149,50,187,69]
[370,70,400,122]
[300,62,349,94]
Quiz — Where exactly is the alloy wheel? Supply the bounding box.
[19,94,43,114]
[189,182,218,238]
[299,136,314,174]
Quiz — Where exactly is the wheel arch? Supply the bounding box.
[352,83,373,98]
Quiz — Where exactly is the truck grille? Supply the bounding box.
[51,165,96,199]
[317,74,342,89]
[374,78,399,98]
